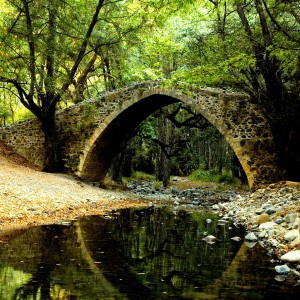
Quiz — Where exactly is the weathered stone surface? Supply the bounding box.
[0,80,286,189]
[281,250,300,263]
[284,229,300,242]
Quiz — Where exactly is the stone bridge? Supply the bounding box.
[0,81,284,189]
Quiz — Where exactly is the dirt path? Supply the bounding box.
[0,142,150,231]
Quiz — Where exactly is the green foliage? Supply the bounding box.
[189,167,234,184]
[128,171,156,181]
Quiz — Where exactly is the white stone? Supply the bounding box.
[290,235,300,247]
[231,236,242,241]
[269,239,279,247]
[292,217,300,229]
[258,230,267,239]
[284,229,300,242]
[228,210,234,217]
[285,213,298,224]
[275,264,290,274]
[245,232,258,242]
[212,204,219,210]
[235,195,244,201]
[259,222,276,230]
[202,235,216,244]
[281,250,300,263]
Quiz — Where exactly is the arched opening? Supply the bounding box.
[77,92,248,188]
[77,94,179,182]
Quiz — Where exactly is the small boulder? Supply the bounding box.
[275,264,290,275]
[202,235,217,244]
[245,232,258,242]
[285,213,298,224]
[290,235,300,247]
[259,221,276,231]
[258,213,271,225]
[265,207,277,215]
[292,217,300,229]
[212,204,219,210]
[284,229,299,242]
[281,250,300,263]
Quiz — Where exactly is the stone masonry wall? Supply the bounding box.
[0,81,286,189]
[0,118,45,166]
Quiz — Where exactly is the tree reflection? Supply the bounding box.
[1,207,298,299]
[13,225,63,300]
[79,207,242,299]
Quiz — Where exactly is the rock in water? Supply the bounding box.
[202,235,217,244]
[231,236,242,242]
[281,250,300,263]
[245,232,258,242]
[275,265,290,275]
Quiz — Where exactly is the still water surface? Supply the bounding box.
[0,206,299,299]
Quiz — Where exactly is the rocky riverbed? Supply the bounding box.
[127,178,300,282]
[217,181,300,280]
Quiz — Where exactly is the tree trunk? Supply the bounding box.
[41,110,62,172]
[155,114,172,187]
[110,149,126,183]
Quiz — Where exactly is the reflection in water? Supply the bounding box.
[0,206,299,299]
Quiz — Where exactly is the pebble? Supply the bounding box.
[290,236,300,247]
[285,213,298,224]
[257,213,271,225]
[202,235,217,244]
[265,207,277,215]
[275,264,290,275]
[259,221,276,230]
[292,217,300,229]
[281,250,300,263]
[212,204,219,210]
[284,229,299,242]
[245,232,258,242]
[275,218,284,225]
[231,236,242,241]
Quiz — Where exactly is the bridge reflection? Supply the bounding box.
[0,207,298,299]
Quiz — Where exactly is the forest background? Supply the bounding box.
[0,0,299,187]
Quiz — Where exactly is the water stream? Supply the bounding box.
[0,206,299,299]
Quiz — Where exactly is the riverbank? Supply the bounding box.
[0,142,299,275]
[216,181,300,279]
[0,142,154,233]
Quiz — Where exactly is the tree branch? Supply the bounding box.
[261,0,300,45]
[21,0,36,98]
[59,0,105,96]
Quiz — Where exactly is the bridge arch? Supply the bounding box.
[70,82,281,190]
[0,81,284,190]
